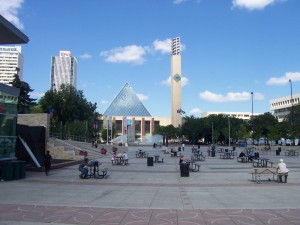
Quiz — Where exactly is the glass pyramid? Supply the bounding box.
[103,83,151,117]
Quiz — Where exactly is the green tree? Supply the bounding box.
[10,74,37,113]
[153,124,178,146]
[38,84,98,139]
[284,104,300,141]
[181,116,203,144]
[249,112,278,144]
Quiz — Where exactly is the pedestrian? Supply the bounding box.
[44,151,52,176]
[277,159,290,183]
[78,157,90,179]
[182,143,185,151]
[179,155,186,164]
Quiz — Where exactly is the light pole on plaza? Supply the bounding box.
[251,92,254,145]
[228,117,230,147]
[289,79,294,142]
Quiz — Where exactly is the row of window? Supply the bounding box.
[0,47,18,51]
[271,98,300,108]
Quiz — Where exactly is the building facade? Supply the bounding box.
[50,51,77,91]
[0,46,23,85]
[100,115,171,140]
[171,37,182,127]
[201,111,262,120]
[0,83,20,159]
[100,83,171,143]
[270,93,300,122]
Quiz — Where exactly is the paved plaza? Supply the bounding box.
[1,145,300,225]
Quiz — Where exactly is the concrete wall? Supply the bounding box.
[17,113,50,151]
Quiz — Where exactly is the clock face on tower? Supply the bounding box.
[173,73,181,82]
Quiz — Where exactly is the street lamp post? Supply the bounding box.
[289,79,294,143]
[211,122,214,144]
[251,92,254,145]
[228,117,230,147]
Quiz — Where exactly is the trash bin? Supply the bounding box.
[180,163,189,177]
[211,150,215,157]
[147,157,153,166]
[276,150,280,156]
[1,161,13,181]
[19,161,26,179]
[254,152,259,159]
[178,147,181,152]
[11,161,21,180]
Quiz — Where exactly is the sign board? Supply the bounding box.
[127,125,135,143]
[103,116,112,129]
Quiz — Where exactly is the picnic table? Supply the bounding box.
[284,150,299,156]
[136,150,148,158]
[112,156,126,165]
[237,155,249,163]
[186,160,201,172]
[252,158,274,168]
[192,153,205,161]
[250,168,278,184]
[85,161,108,179]
[219,152,234,159]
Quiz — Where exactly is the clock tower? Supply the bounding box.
[171,37,182,127]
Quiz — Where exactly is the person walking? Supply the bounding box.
[44,151,52,176]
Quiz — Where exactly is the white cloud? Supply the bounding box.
[266,72,300,85]
[190,107,202,116]
[232,0,283,10]
[100,38,186,64]
[100,45,146,65]
[79,53,92,59]
[152,38,186,54]
[173,0,188,4]
[152,39,172,54]
[162,76,189,87]
[136,93,149,102]
[101,100,109,105]
[0,0,24,29]
[199,91,264,102]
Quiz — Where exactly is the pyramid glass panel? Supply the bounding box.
[103,83,151,117]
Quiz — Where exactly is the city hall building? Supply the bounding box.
[98,37,183,143]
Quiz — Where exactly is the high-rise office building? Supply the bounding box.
[0,46,24,85]
[50,51,77,91]
[170,37,182,127]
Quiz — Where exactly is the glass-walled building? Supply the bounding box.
[0,83,19,159]
[50,51,77,91]
[100,83,171,142]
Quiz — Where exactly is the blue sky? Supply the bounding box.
[1,0,300,117]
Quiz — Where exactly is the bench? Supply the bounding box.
[249,168,278,184]
[95,168,108,179]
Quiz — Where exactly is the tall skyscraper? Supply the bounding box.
[50,51,77,91]
[0,46,24,85]
[170,37,182,127]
